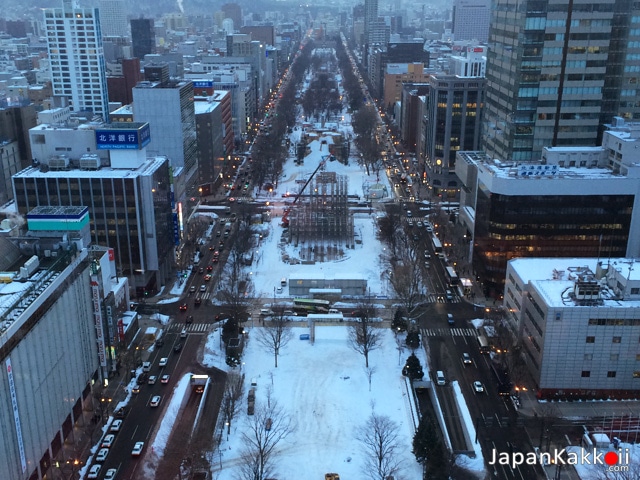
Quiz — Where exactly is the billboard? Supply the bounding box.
[96,123,151,150]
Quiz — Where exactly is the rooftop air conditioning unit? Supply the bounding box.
[48,155,69,170]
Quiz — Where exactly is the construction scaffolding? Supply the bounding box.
[287,172,355,259]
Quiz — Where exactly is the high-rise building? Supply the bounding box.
[43,0,110,121]
[0,105,37,204]
[131,18,155,60]
[452,0,490,43]
[364,0,378,45]
[221,3,242,30]
[422,74,485,199]
[132,78,198,204]
[482,0,640,163]
[99,0,128,37]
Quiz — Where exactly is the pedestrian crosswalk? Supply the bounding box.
[427,293,461,304]
[421,327,476,337]
[169,323,211,333]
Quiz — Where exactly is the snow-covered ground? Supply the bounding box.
[202,325,426,480]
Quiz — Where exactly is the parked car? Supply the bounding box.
[110,419,123,432]
[96,448,109,462]
[131,441,144,457]
[101,434,115,448]
[87,464,101,479]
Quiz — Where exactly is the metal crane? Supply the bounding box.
[281,156,331,227]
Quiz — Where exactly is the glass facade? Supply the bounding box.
[482,0,640,162]
[473,185,633,295]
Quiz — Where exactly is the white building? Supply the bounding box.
[43,0,110,121]
[452,0,491,43]
[506,257,640,400]
[99,0,129,37]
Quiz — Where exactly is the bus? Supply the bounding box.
[445,266,459,285]
[477,333,491,354]
[431,234,443,255]
[293,298,331,313]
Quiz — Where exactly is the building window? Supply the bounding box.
[586,336,595,343]
[613,336,622,343]
[582,371,591,377]
[611,354,619,361]
[607,371,617,378]
[584,354,593,360]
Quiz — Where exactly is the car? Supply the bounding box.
[87,464,102,479]
[173,343,182,353]
[216,230,221,237]
[96,447,109,462]
[159,357,168,367]
[104,469,117,480]
[161,374,170,384]
[212,250,220,258]
[132,384,141,394]
[206,265,213,272]
[179,303,188,312]
[114,407,129,419]
[104,468,117,480]
[200,284,206,292]
[101,434,115,448]
[447,313,455,326]
[424,261,431,268]
[150,395,161,407]
[189,285,196,294]
[406,210,412,217]
[416,221,423,228]
[462,353,472,365]
[180,329,187,338]
[204,274,212,281]
[445,289,454,301]
[131,441,144,457]
[425,224,433,232]
[212,256,219,263]
[186,314,194,323]
[110,419,123,432]
[194,296,202,305]
[424,252,431,259]
[198,267,204,274]
[148,375,157,385]
[473,381,485,393]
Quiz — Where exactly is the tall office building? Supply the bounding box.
[131,18,155,60]
[364,0,378,44]
[99,0,128,37]
[481,0,640,163]
[43,0,110,121]
[452,0,490,43]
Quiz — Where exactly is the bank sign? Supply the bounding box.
[96,124,151,150]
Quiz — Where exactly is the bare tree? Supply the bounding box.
[357,413,403,480]
[376,208,403,258]
[221,371,245,435]
[218,221,254,320]
[238,396,294,480]
[256,307,294,368]
[364,366,377,392]
[348,301,382,368]
[388,238,424,314]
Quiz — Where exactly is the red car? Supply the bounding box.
[204,274,212,281]
[179,303,188,312]
[206,265,213,272]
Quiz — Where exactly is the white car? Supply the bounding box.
[131,441,144,457]
[110,419,122,432]
[462,353,472,365]
[95,448,109,462]
[150,395,161,407]
[159,357,168,367]
[101,434,115,448]
[148,375,157,384]
[473,381,485,393]
[200,284,206,292]
[104,469,117,480]
[161,374,170,384]
[87,464,101,479]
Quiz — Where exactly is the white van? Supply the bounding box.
[328,308,340,314]
[436,370,446,386]
[142,361,151,372]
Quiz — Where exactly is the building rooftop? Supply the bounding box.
[14,156,167,179]
[509,257,640,309]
